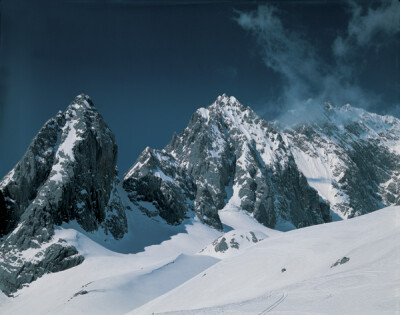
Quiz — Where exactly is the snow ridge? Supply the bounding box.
[283,103,400,218]
[124,94,330,231]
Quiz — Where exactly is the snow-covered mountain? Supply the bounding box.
[1,93,400,313]
[124,94,331,231]
[125,95,400,229]
[0,95,126,295]
[132,206,400,315]
[283,103,400,219]
[0,203,398,314]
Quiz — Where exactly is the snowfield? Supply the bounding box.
[0,205,399,314]
[133,206,400,315]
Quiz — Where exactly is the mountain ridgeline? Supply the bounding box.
[284,103,400,218]
[123,95,330,230]
[124,95,400,225]
[1,93,400,295]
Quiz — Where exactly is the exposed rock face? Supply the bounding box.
[0,94,127,295]
[283,103,400,218]
[331,256,350,268]
[0,190,7,236]
[124,94,331,230]
[199,230,267,258]
[123,148,196,225]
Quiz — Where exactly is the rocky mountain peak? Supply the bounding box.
[0,94,127,295]
[194,94,248,126]
[216,93,238,105]
[284,102,400,219]
[213,94,246,112]
[124,95,331,231]
[72,93,94,107]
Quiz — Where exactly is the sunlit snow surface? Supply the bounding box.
[1,204,399,314]
[133,206,400,315]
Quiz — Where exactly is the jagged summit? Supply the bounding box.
[284,102,400,219]
[324,103,400,129]
[282,101,400,132]
[124,94,400,231]
[72,93,94,107]
[216,93,239,105]
[195,94,244,122]
[0,94,127,295]
[124,95,330,231]
[212,94,246,112]
[197,93,246,113]
[286,101,400,143]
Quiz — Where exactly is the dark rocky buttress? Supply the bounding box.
[0,94,127,295]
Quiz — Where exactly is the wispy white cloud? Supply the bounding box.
[334,0,400,56]
[235,6,322,103]
[234,1,399,125]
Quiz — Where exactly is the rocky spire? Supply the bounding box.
[0,94,127,296]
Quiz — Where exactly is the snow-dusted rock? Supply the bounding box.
[123,148,195,225]
[124,94,331,230]
[199,230,267,259]
[0,94,127,295]
[283,103,400,218]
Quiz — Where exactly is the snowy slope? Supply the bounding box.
[0,208,221,314]
[283,103,400,219]
[0,189,284,315]
[0,189,237,315]
[131,206,400,314]
[198,202,281,259]
[2,204,397,314]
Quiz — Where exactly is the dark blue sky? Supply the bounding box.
[0,0,399,178]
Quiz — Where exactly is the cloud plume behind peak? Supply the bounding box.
[234,1,399,126]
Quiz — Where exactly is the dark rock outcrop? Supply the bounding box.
[199,230,266,256]
[0,94,127,295]
[123,148,196,225]
[214,237,229,252]
[331,256,350,268]
[0,190,7,236]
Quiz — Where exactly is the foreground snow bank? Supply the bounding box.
[1,205,398,314]
[132,206,400,314]
[0,206,221,315]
